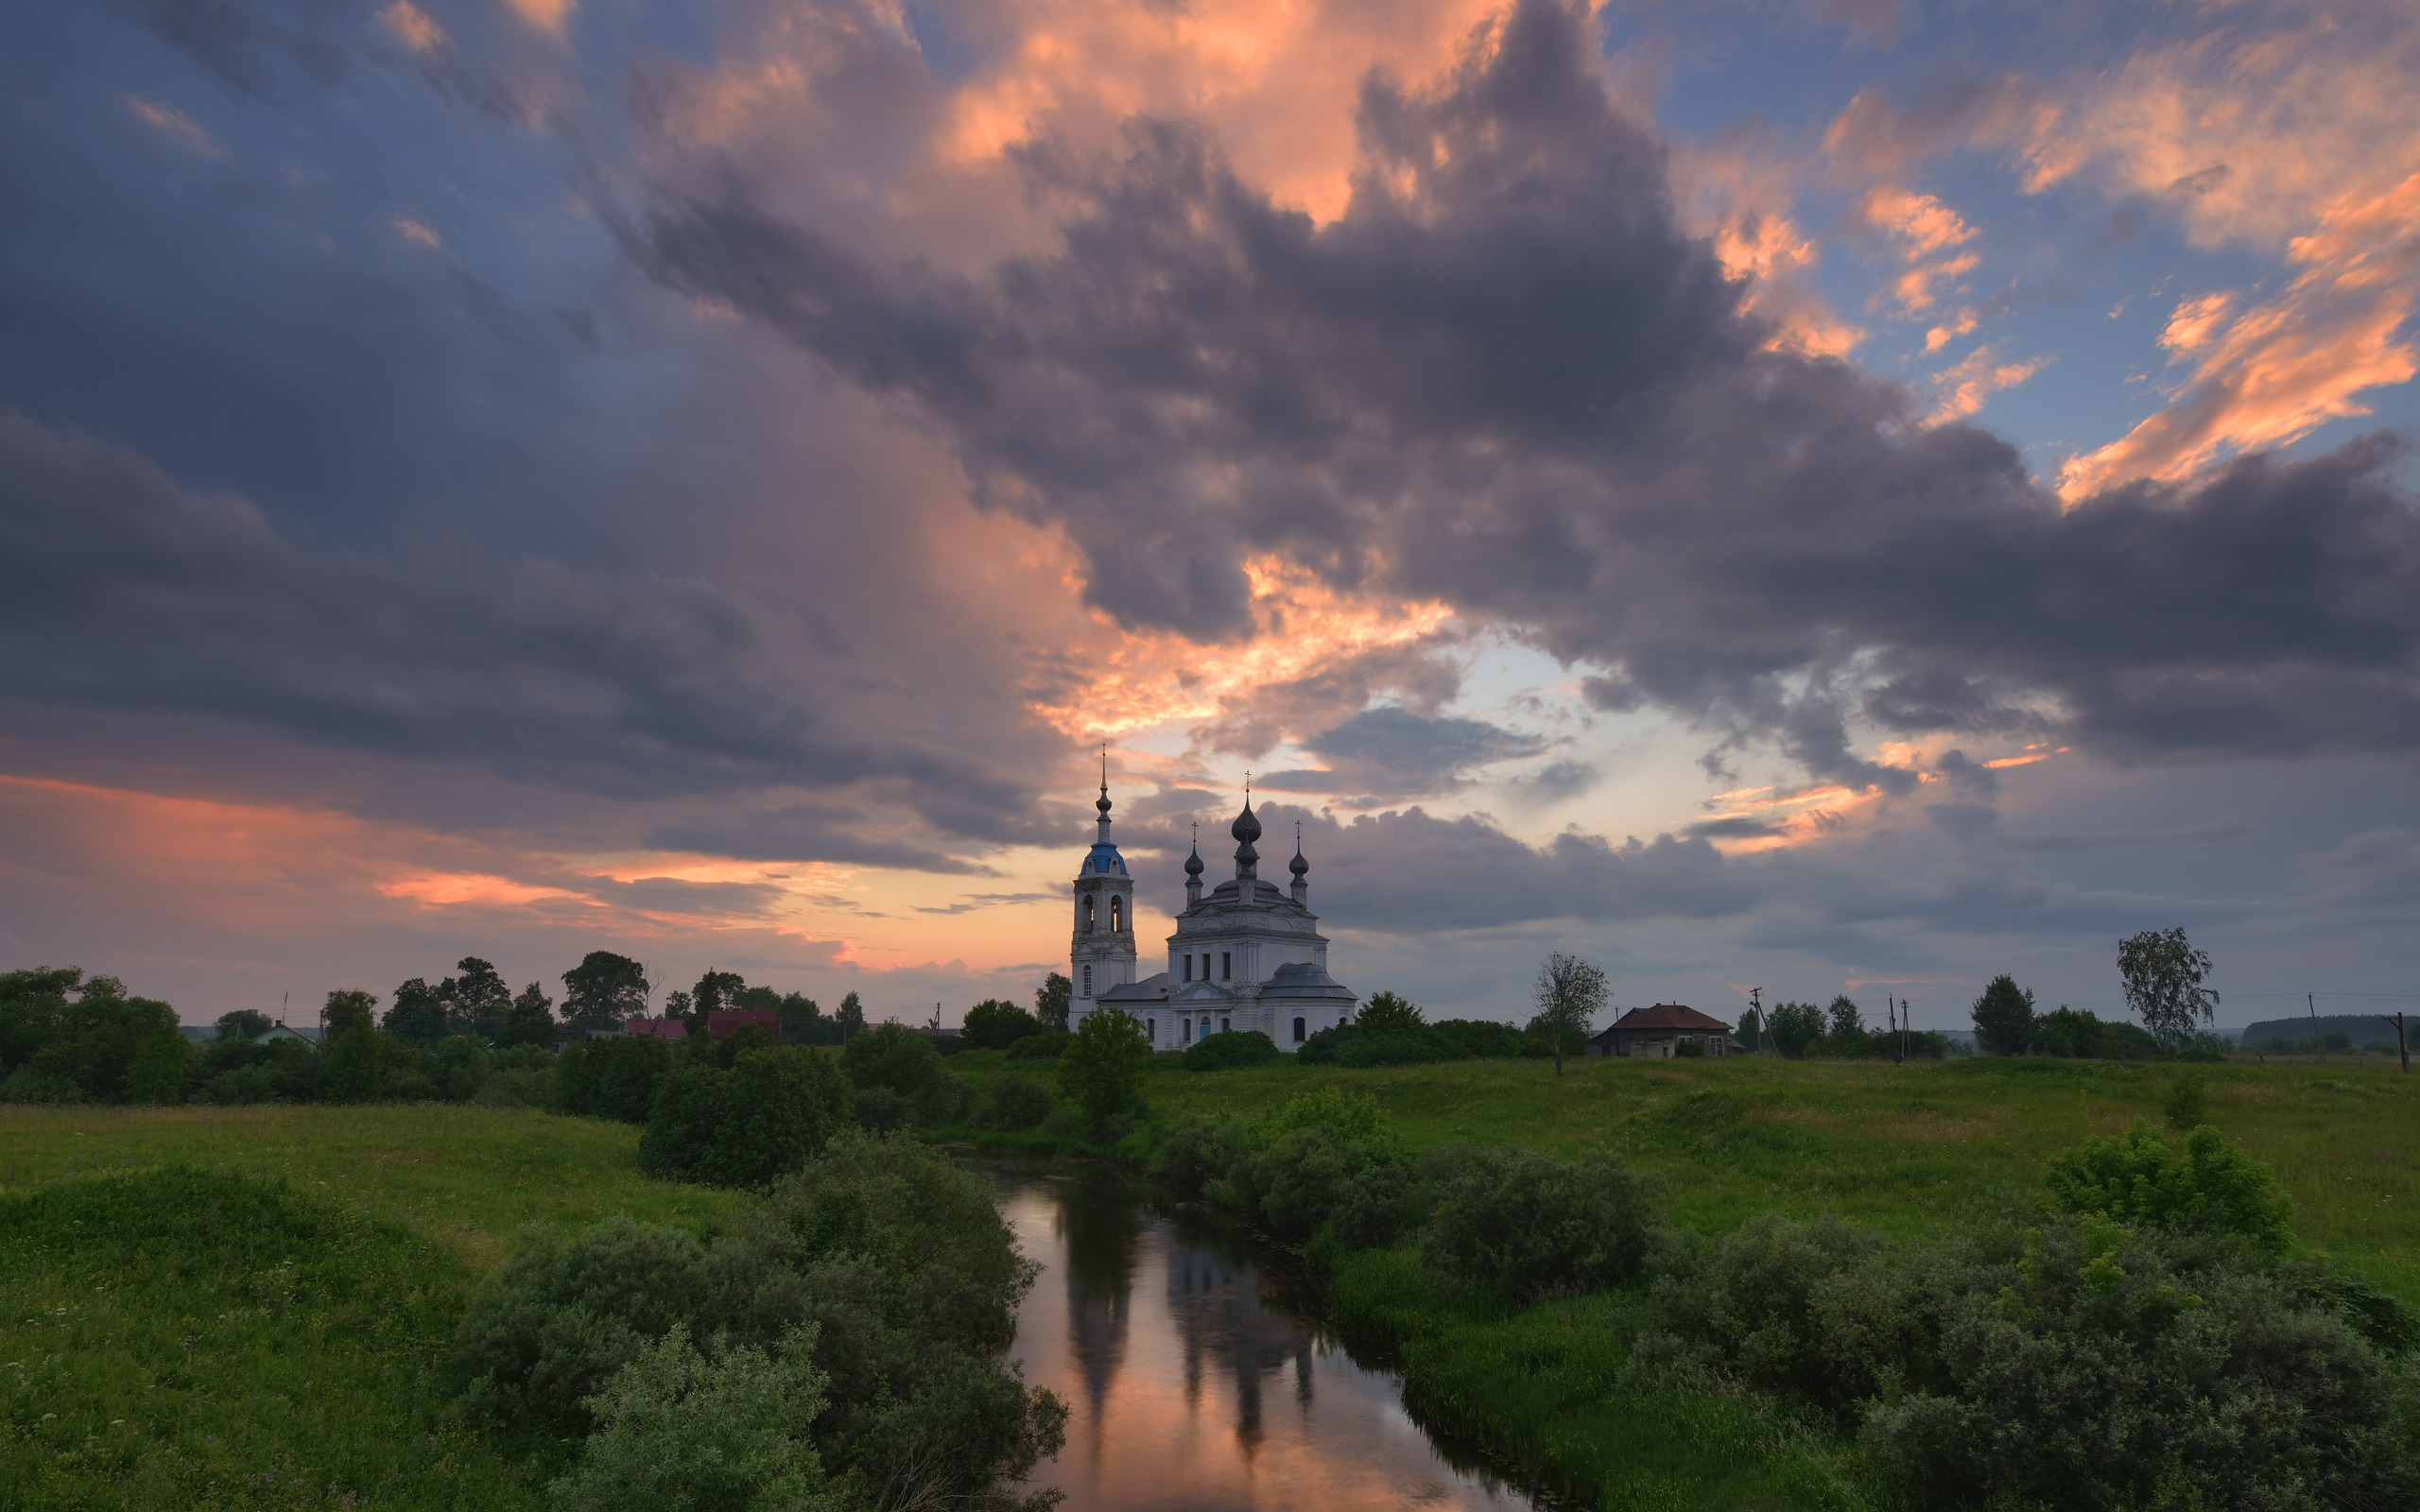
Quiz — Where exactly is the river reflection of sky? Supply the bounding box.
[983,1163,1535,1512]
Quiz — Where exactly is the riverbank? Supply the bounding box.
[943,1050,2420,1302]
[932,1050,2420,1508]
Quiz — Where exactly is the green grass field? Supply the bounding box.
[951,1049,2420,1510]
[4,1056,2412,1511]
[1091,1050,2420,1301]
[0,1108,737,1511]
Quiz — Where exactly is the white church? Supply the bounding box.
[1067,779,1357,1052]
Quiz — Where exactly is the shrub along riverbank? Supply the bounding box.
[10,1045,2419,1510]
[0,1108,1061,1511]
[1154,1087,2419,1510]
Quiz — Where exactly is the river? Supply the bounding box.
[975,1160,1539,1512]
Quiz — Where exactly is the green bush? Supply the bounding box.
[838,1023,944,1112]
[979,1074,1051,1131]
[1864,1218,2414,1511]
[552,1034,673,1123]
[2164,1070,2210,1130]
[1638,1213,1916,1411]
[550,1323,836,1512]
[458,1134,1063,1508]
[1157,1089,1411,1248]
[430,1034,493,1102]
[1421,1143,1650,1302]
[2030,1005,2162,1059]
[1298,1017,1538,1066]
[0,1064,85,1103]
[1003,1030,1069,1062]
[1054,1008,1150,1130]
[959,999,1043,1050]
[638,1047,853,1188]
[456,1215,716,1433]
[1766,1001,1825,1058]
[0,967,184,1102]
[1180,1028,1281,1071]
[2045,1122,2293,1253]
[853,1085,908,1133]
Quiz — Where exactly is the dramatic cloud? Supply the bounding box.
[5,0,2418,1023]
[1264,804,1762,932]
[0,409,1057,845]
[633,0,2420,782]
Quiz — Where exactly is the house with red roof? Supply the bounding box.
[619,1009,779,1043]
[1590,1004,1741,1058]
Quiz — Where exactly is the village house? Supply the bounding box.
[1590,1004,1741,1058]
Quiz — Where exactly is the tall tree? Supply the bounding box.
[1972,975,2037,1056]
[1826,995,1864,1040]
[1357,990,1426,1037]
[2118,928,2220,1050]
[691,970,746,1030]
[836,991,866,1041]
[384,977,451,1043]
[501,982,560,1047]
[322,988,378,1037]
[1768,1002,1825,1058]
[776,992,827,1045]
[1529,953,1608,1077]
[1034,973,1071,1033]
[561,952,648,1032]
[1055,1007,1150,1129]
[445,957,513,1041]
[215,1009,275,1042]
[961,998,1041,1049]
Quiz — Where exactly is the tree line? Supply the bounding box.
[0,954,1079,1108]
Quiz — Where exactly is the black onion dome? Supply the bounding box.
[1184,841,1204,877]
[1097,789,1113,816]
[1289,845,1308,878]
[1230,803,1261,844]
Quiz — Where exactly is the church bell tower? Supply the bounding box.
[1069,763,1136,1024]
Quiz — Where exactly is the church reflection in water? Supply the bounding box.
[981,1160,1533,1512]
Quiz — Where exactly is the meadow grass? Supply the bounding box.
[0,1106,739,1511]
[0,1104,735,1270]
[1089,1051,2420,1301]
[946,1048,2420,1510]
[4,1057,2411,1512]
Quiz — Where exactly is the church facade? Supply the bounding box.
[1067,782,1357,1052]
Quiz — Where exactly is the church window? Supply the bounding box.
[1110,896,1123,932]
[1182,1019,1192,1044]
[1147,1018,1155,1040]
[1082,895,1095,933]
[1081,964,1093,998]
[1293,1017,1305,1043]
[1219,1015,1231,1034]
[1220,953,1231,981]
[1182,956,1191,982]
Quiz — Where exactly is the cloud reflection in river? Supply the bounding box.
[985,1161,1534,1512]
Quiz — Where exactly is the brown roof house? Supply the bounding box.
[1591,1004,1741,1058]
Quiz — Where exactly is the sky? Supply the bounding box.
[3,0,2418,1036]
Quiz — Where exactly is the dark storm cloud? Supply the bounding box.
[644,804,985,872]
[102,0,363,96]
[1268,804,1763,932]
[631,0,2420,780]
[1255,705,1547,799]
[0,411,1024,848]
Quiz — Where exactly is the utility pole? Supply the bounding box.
[1748,987,1763,1056]
[2308,992,2319,1055]
[2397,1011,2408,1074]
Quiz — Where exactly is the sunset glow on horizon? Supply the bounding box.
[4,0,2418,1031]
